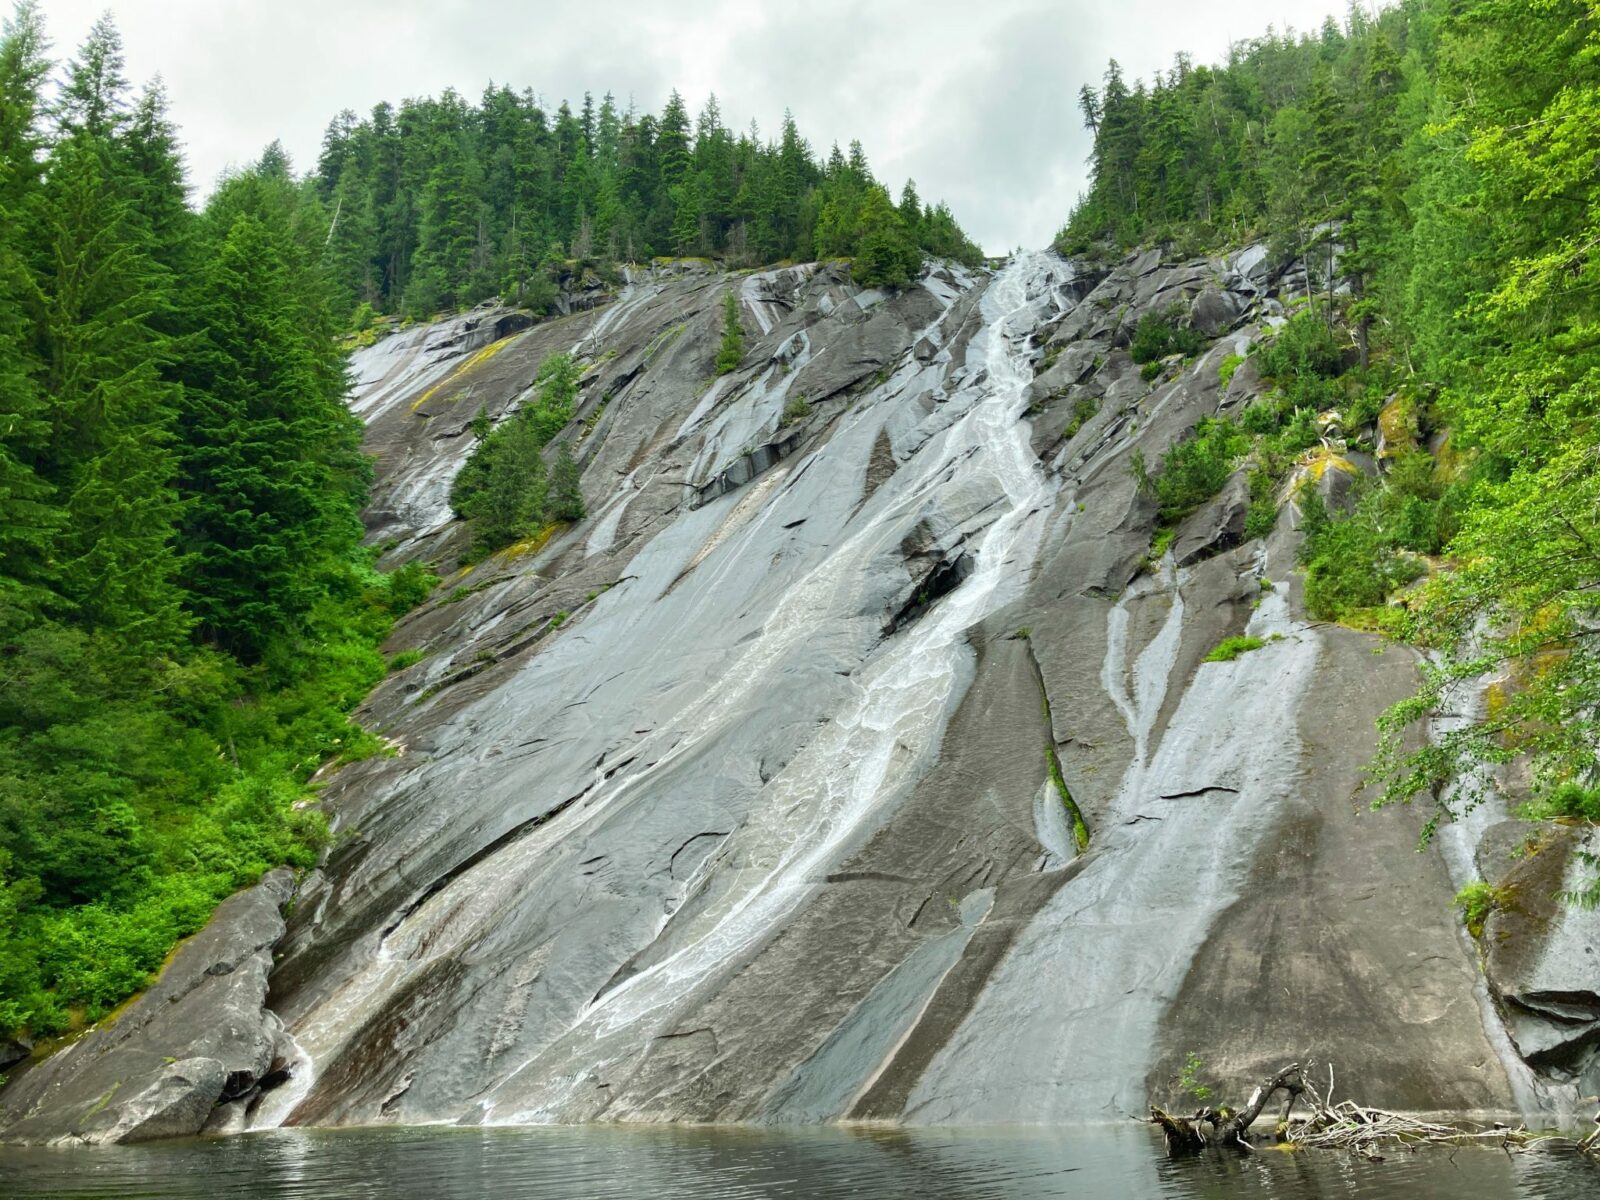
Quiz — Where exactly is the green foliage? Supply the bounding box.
[306,86,978,319]
[1218,353,1246,391]
[1204,635,1266,663]
[1062,395,1099,441]
[387,648,427,673]
[849,183,925,289]
[1257,311,1343,384]
[1243,468,1279,540]
[781,395,812,425]
[1178,1052,1212,1103]
[1129,306,1205,364]
[1524,784,1600,825]
[1135,416,1249,524]
[0,12,437,1038]
[548,440,585,522]
[1453,881,1505,939]
[451,351,579,553]
[715,289,744,374]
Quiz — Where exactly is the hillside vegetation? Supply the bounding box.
[1063,0,1600,858]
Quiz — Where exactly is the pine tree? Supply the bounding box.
[178,170,367,657]
[473,416,547,551]
[0,0,57,618]
[549,440,584,521]
[55,12,128,139]
[715,288,744,374]
[851,184,922,290]
[37,128,186,657]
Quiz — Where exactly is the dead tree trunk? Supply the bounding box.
[1150,1063,1305,1155]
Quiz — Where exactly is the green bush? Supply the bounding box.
[1134,416,1250,524]
[1062,395,1099,440]
[1454,880,1505,938]
[388,648,427,673]
[782,395,812,425]
[1528,783,1600,822]
[715,290,744,375]
[451,352,579,553]
[1244,468,1279,540]
[1219,352,1246,390]
[1130,306,1207,365]
[1204,635,1267,662]
[1257,311,1343,382]
[0,547,425,1038]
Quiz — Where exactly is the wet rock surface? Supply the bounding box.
[6,245,1580,1142]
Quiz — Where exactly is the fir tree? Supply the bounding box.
[549,439,584,521]
[715,288,744,374]
[36,129,185,656]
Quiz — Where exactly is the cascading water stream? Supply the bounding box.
[471,253,1072,1121]
[255,253,1076,1129]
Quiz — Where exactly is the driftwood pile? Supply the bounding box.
[1150,1061,1600,1159]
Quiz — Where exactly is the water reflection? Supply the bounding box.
[2,1123,1596,1199]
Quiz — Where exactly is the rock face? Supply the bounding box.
[0,870,295,1144]
[4,245,1581,1142]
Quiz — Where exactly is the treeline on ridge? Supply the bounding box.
[315,86,985,318]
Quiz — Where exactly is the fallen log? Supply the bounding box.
[1150,1060,1600,1159]
[1150,1062,1304,1154]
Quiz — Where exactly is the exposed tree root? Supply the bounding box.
[1151,1061,1600,1160]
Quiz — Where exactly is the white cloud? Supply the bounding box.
[46,0,1366,252]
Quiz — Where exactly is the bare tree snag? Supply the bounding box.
[1150,1063,1305,1155]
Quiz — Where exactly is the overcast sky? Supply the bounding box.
[41,1,1370,252]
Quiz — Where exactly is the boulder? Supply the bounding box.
[1189,285,1242,337]
[0,869,295,1145]
[1483,829,1600,1084]
[1170,471,1251,566]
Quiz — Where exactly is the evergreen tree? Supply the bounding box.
[36,129,185,656]
[715,288,744,374]
[851,184,923,289]
[179,197,365,658]
[0,1,57,619]
[549,440,584,521]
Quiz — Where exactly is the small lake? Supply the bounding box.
[2,1123,1595,1198]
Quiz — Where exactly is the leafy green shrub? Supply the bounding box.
[1257,311,1343,382]
[1140,360,1164,382]
[1134,417,1250,523]
[451,352,579,553]
[1130,306,1207,365]
[388,648,426,673]
[782,395,812,425]
[1204,635,1267,662]
[1219,352,1246,390]
[1062,395,1099,440]
[1178,1052,1213,1102]
[0,543,423,1037]
[380,561,439,614]
[1244,468,1279,540]
[1528,783,1600,822]
[1454,881,1505,938]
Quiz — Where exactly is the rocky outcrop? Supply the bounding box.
[6,244,1583,1142]
[0,870,296,1144]
[1482,829,1600,1096]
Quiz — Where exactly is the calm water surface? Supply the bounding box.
[1,1123,1596,1199]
